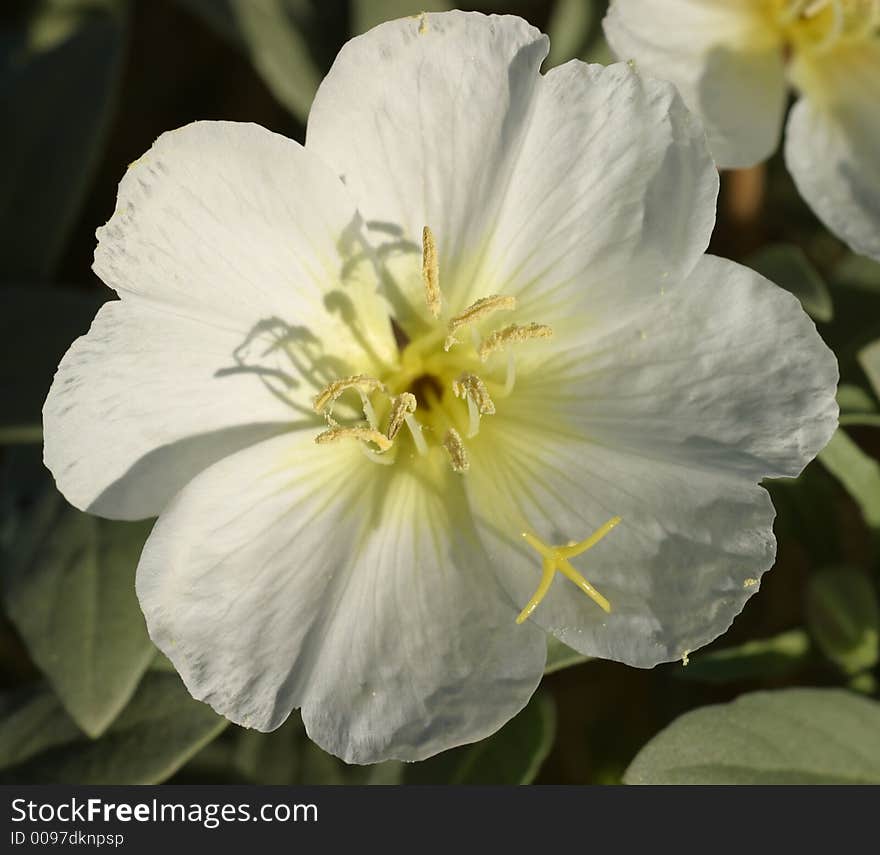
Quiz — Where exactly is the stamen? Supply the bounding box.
[803,0,832,16]
[387,392,417,441]
[444,295,517,351]
[404,413,429,456]
[478,323,553,362]
[315,425,392,452]
[361,394,379,430]
[360,445,396,466]
[442,428,470,473]
[422,225,442,319]
[313,375,385,423]
[516,517,620,624]
[452,372,496,438]
[501,351,516,397]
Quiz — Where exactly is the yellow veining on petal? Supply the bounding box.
[315,425,393,452]
[444,295,517,351]
[478,322,554,362]
[442,428,470,473]
[516,517,620,624]
[422,225,442,319]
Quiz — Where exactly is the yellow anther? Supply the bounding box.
[312,375,384,421]
[422,225,441,319]
[516,517,620,625]
[442,428,470,473]
[387,392,417,441]
[444,295,517,351]
[453,372,495,437]
[478,322,553,362]
[315,425,392,453]
[452,373,495,415]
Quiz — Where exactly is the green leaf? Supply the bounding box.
[405,692,555,784]
[173,0,241,43]
[0,286,104,434]
[818,429,880,531]
[547,0,597,66]
[1,672,226,783]
[859,339,880,400]
[0,684,82,771]
[230,0,322,122]
[833,252,880,295]
[624,689,880,784]
[2,488,155,737]
[674,629,811,684]
[545,635,591,674]
[745,243,833,322]
[840,414,880,428]
[806,567,879,674]
[837,383,876,415]
[352,0,453,35]
[0,2,128,282]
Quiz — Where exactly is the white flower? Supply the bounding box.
[604,0,880,261]
[43,11,838,763]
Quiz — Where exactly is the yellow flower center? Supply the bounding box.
[777,0,880,53]
[311,225,553,472]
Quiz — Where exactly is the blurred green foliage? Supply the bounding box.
[1,0,880,784]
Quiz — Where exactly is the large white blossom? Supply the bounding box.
[604,0,880,261]
[43,11,838,764]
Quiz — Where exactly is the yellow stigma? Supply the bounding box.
[516,517,621,624]
[422,225,442,319]
[444,295,517,351]
[479,322,554,362]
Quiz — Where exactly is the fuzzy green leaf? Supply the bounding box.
[625,689,880,784]
[2,489,154,736]
[1,672,226,784]
[806,567,879,675]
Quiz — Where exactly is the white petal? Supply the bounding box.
[480,61,718,328]
[46,121,396,519]
[785,43,880,261]
[137,431,546,764]
[96,121,394,352]
[603,0,787,168]
[305,11,549,318]
[44,302,315,519]
[466,255,838,666]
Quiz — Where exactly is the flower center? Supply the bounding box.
[778,0,880,53]
[311,225,552,474]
